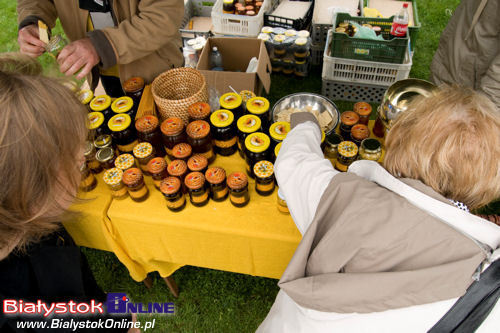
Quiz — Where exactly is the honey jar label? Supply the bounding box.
[214,137,237,149]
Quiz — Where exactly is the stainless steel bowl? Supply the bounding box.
[272,93,340,135]
[379,79,437,130]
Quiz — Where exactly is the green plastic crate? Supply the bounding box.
[331,13,408,64]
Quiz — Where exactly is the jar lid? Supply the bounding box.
[205,167,226,185]
[147,157,167,174]
[108,114,132,132]
[90,95,111,111]
[340,111,359,126]
[297,30,310,38]
[96,147,114,163]
[111,96,134,114]
[227,172,248,190]
[122,168,144,186]
[184,171,205,190]
[353,102,372,116]
[285,29,297,37]
[88,112,105,130]
[258,33,270,41]
[172,143,192,159]
[77,89,93,105]
[269,122,290,141]
[239,90,256,104]
[103,168,123,186]
[326,133,342,146]
[84,141,95,156]
[223,0,233,3]
[274,142,282,158]
[123,76,144,93]
[115,153,135,170]
[133,142,154,159]
[186,120,210,139]
[261,26,274,34]
[338,141,358,158]
[361,138,381,153]
[351,124,370,140]
[161,117,185,136]
[273,34,286,43]
[237,115,261,133]
[135,115,159,133]
[210,110,234,128]
[219,93,242,110]
[294,37,308,46]
[283,59,294,64]
[188,102,211,119]
[254,160,274,178]
[160,176,181,195]
[246,97,270,115]
[188,154,208,172]
[245,132,270,153]
[168,159,188,176]
[94,134,112,149]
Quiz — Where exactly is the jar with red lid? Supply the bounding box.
[168,159,189,190]
[339,111,359,140]
[186,120,215,163]
[187,154,208,174]
[103,168,128,199]
[210,110,237,156]
[123,76,145,105]
[122,168,149,202]
[135,115,166,157]
[227,172,250,207]
[185,172,209,207]
[350,124,370,147]
[205,167,228,202]
[133,142,155,174]
[160,177,186,212]
[253,161,275,196]
[353,102,372,125]
[172,143,192,161]
[161,117,186,159]
[147,157,169,189]
[188,102,211,123]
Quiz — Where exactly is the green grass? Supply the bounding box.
[5,1,491,332]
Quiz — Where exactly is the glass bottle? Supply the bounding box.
[122,168,149,202]
[186,120,215,163]
[210,110,237,156]
[253,161,275,196]
[184,172,209,207]
[205,167,228,202]
[160,177,186,212]
[108,113,138,154]
[147,157,169,190]
[135,115,166,157]
[335,141,358,172]
[133,142,155,174]
[227,172,250,207]
[103,168,128,199]
[323,133,343,161]
[160,117,186,159]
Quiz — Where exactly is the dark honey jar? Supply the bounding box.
[335,141,359,172]
[246,97,270,131]
[135,115,166,157]
[236,115,261,158]
[188,102,211,123]
[160,177,186,212]
[187,154,208,174]
[172,143,192,161]
[227,172,250,207]
[123,76,145,105]
[205,167,228,202]
[147,157,169,189]
[161,117,186,159]
[293,37,309,62]
[89,95,113,120]
[223,0,235,14]
[339,111,360,140]
[185,172,209,207]
[244,132,271,178]
[96,147,116,170]
[88,112,109,138]
[210,110,237,156]
[253,160,275,196]
[167,159,188,189]
[108,113,138,154]
[111,96,135,119]
[186,120,215,163]
[219,93,244,120]
[122,168,149,202]
[350,124,370,147]
[269,121,290,152]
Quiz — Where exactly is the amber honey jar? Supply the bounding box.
[135,115,166,157]
[255,1,262,13]
[186,120,215,163]
[244,132,271,178]
[77,89,93,111]
[187,154,208,174]
[237,115,261,158]
[94,134,112,149]
[84,141,102,174]
[246,97,270,130]
[205,167,228,202]
[210,110,237,156]
[188,102,211,123]
[185,172,209,207]
[359,138,382,161]
[108,113,138,154]
[103,168,128,199]
[96,147,116,170]
[168,159,189,188]
[114,153,136,171]
[88,112,109,138]
[122,168,149,202]
[323,133,343,161]
[123,76,145,105]
[353,102,372,125]
[339,111,360,140]
[160,177,186,212]
[335,141,358,172]
[147,157,169,189]
[133,142,154,173]
[253,160,275,196]
[79,163,97,192]
[219,93,244,119]
[161,117,186,159]
[227,172,250,207]
[111,96,135,119]
[269,121,290,151]
[350,124,370,147]
[90,95,113,120]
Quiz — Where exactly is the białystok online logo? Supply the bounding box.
[106,293,174,314]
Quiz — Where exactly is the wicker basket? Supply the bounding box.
[152,67,208,124]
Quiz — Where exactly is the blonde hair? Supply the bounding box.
[384,85,500,210]
[0,53,87,252]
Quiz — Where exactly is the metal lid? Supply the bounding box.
[338,141,358,158]
[88,112,105,130]
[237,115,261,133]
[84,141,95,156]
[77,89,93,105]
[111,96,134,114]
[96,147,114,163]
[219,93,242,110]
[90,95,111,111]
[361,138,382,153]
[108,114,132,132]
[133,142,154,159]
[246,97,270,115]
[94,134,112,149]
[115,153,135,170]
[269,122,290,141]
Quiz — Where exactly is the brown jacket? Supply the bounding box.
[430,0,500,110]
[17,0,184,88]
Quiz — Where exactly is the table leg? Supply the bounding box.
[142,275,153,289]
[162,276,179,298]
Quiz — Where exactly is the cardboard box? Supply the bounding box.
[196,37,272,96]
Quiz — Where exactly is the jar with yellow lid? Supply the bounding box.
[339,111,359,140]
[293,37,309,62]
[246,97,270,130]
[237,115,261,158]
[244,132,271,178]
[45,35,68,59]
[350,124,370,147]
[273,141,282,162]
[219,93,244,119]
[114,153,136,171]
[147,157,169,189]
[96,147,116,170]
[168,159,189,191]
[103,168,128,199]
[79,163,97,192]
[187,154,208,174]
[269,121,290,151]
[94,134,112,150]
[88,112,109,138]
[258,33,273,54]
[123,77,144,105]
[188,102,211,123]
[172,143,192,161]
[111,96,135,119]
[122,168,149,202]
[77,89,93,111]
[185,172,209,207]
[294,60,309,78]
[160,177,186,212]
[297,30,310,38]
[254,161,275,196]
[273,35,286,58]
[186,120,215,163]
[108,113,138,154]
[133,142,154,173]
[222,0,235,14]
[261,26,274,34]
[90,95,113,120]
[335,141,358,172]
[353,102,372,126]
[135,115,165,157]
[240,90,256,112]
[161,117,186,159]
[205,167,228,202]
[227,172,250,207]
[323,133,342,162]
[359,138,382,162]
[210,110,237,156]
[84,141,102,174]
[277,188,289,214]
[282,59,294,76]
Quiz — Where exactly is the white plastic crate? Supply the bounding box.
[321,30,412,86]
[211,0,272,37]
[322,79,387,103]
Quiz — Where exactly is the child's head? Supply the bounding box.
[0,53,87,251]
[384,85,500,210]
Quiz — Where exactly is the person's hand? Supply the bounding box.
[18,24,46,57]
[57,38,100,79]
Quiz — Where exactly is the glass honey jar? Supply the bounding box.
[172,143,192,161]
[188,102,211,123]
[160,177,186,212]
[79,163,97,192]
[88,112,109,139]
[359,138,382,162]
[205,167,228,202]
[335,141,358,172]
[135,115,166,157]
[147,157,169,189]
[186,120,215,163]
[111,96,135,119]
[122,168,149,202]
[90,95,113,120]
[114,153,136,171]
[219,93,244,120]
[273,34,286,58]
[246,97,270,130]
[210,110,237,156]
[168,159,189,187]
[94,134,112,150]
[84,141,102,174]
[77,89,93,111]
[161,117,186,159]
[227,172,250,208]
[96,147,116,170]
[350,124,370,147]
[187,154,208,174]
[253,160,275,196]
[184,172,209,207]
[236,115,261,158]
[244,132,271,178]
[108,113,138,154]
[269,121,290,152]
[323,133,343,161]
[353,102,372,126]
[133,142,154,174]
[293,37,309,62]
[123,76,145,105]
[223,0,235,14]
[103,167,128,199]
[339,111,360,140]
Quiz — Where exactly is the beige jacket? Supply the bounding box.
[430,0,500,110]
[17,0,184,89]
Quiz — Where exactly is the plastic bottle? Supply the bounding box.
[390,3,409,38]
[210,46,223,71]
